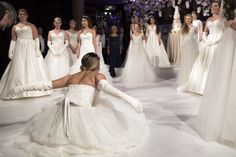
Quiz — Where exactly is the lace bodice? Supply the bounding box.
[67,31,78,48]
[15,25,33,40]
[147,25,156,35]
[132,34,143,44]
[80,32,93,45]
[64,84,95,107]
[206,19,224,43]
[50,31,65,45]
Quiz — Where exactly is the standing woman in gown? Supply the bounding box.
[192,11,203,43]
[107,25,122,77]
[177,14,198,86]
[67,19,79,65]
[198,0,236,148]
[121,23,157,84]
[146,16,170,67]
[178,1,224,95]
[45,17,70,80]
[0,9,52,100]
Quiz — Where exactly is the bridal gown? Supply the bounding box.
[0,84,148,157]
[121,34,157,83]
[198,21,236,148]
[178,19,224,95]
[0,25,52,100]
[146,25,170,67]
[67,31,78,64]
[45,30,71,80]
[70,32,112,82]
[177,26,198,85]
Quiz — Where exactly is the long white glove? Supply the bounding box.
[8,40,16,59]
[47,41,58,56]
[58,40,69,55]
[98,79,143,113]
[34,38,41,57]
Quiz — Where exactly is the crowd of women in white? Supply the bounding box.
[0,0,236,155]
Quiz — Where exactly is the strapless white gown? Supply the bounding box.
[0,25,52,100]
[178,19,224,94]
[70,33,112,82]
[45,31,71,80]
[121,34,157,83]
[0,84,148,156]
[146,25,170,67]
[198,23,236,148]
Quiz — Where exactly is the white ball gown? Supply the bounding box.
[178,19,224,94]
[198,20,236,148]
[121,34,157,83]
[0,84,148,156]
[67,30,78,64]
[146,25,170,67]
[177,26,198,85]
[0,25,52,100]
[70,32,112,82]
[45,30,71,80]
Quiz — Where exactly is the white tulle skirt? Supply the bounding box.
[198,27,236,148]
[0,93,148,157]
[121,41,157,83]
[45,49,71,80]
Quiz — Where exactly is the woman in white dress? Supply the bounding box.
[198,0,236,148]
[178,1,224,95]
[66,19,78,65]
[0,53,148,156]
[70,16,112,82]
[121,23,157,83]
[192,11,203,43]
[146,16,170,67]
[0,9,52,100]
[177,14,198,85]
[45,17,70,80]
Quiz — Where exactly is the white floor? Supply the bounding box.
[0,68,236,157]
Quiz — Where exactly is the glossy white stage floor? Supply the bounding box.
[0,68,236,157]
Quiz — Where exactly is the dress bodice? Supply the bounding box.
[64,84,95,107]
[67,31,78,48]
[148,25,156,35]
[132,34,143,45]
[50,31,65,45]
[15,25,33,40]
[80,32,93,45]
[206,19,224,43]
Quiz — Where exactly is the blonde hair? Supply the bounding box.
[80,53,100,71]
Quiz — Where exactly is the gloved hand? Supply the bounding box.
[58,40,69,55]
[34,38,41,57]
[98,79,143,113]
[47,41,58,56]
[8,40,16,59]
[202,32,208,43]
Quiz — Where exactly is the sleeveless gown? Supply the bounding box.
[45,31,71,80]
[0,84,148,156]
[198,20,236,148]
[0,25,52,100]
[146,25,170,67]
[177,19,224,94]
[67,31,78,64]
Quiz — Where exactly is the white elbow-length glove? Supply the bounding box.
[58,40,69,55]
[8,40,16,59]
[47,41,58,56]
[98,79,143,113]
[35,38,41,57]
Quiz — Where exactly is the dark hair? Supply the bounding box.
[80,53,100,71]
[17,8,28,16]
[82,15,92,29]
[181,14,192,35]
[211,0,221,7]
[224,0,236,20]
[147,16,160,34]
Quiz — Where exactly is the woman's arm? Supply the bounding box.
[76,31,81,57]
[52,75,72,89]
[92,29,97,53]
